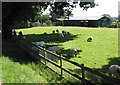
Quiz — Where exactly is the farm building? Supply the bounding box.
[54,16,111,27]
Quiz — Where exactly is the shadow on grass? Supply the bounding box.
[67,57,120,84]
[45,44,63,49]
[23,33,78,43]
[93,57,120,74]
[2,40,39,64]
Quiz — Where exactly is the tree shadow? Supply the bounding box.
[92,57,120,74]
[45,44,63,49]
[67,57,120,84]
[87,57,120,84]
[61,48,82,59]
[2,40,39,64]
[23,33,78,43]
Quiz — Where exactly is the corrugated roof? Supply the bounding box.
[60,16,105,21]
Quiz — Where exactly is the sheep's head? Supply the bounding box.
[117,67,120,73]
[52,30,55,33]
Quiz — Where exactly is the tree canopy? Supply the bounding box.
[2,2,96,39]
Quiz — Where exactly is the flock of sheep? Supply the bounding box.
[31,29,120,79]
[44,29,71,38]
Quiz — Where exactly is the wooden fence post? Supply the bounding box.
[81,64,85,84]
[44,48,46,65]
[60,55,63,79]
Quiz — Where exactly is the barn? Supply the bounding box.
[54,16,111,27]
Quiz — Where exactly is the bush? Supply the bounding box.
[34,22,42,27]
[108,22,117,28]
[45,20,52,26]
[42,23,47,26]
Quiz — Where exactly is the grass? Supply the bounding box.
[2,26,119,83]
[16,26,118,68]
[1,56,48,83]
[2,40,69,83]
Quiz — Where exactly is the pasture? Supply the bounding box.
[15,26,119,82]
[3,26,118,83]
[16,27,118,65]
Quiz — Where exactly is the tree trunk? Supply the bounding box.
[2,18,13,40]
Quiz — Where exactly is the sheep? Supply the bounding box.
[32,41,45,48]
[109,65,120,78]
[64,31,67,34]
[47,46,62,55]
[67,32,71,35]
[52,30,55,34]
[62,30,65,33]
[56,29,60,33]
[31,47,40,53]
[19,31,23,36]
[59,34,64,38]
[68,49,77,57]
[44,32,47,35]
[87,36,93,42]
[31,46,45,56]
[46,50,58,62]
[62,30,67,34]
[18,31,23,39]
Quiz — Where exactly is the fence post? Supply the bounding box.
[44,48,46,65]
[81,64,85,84]
[60,54,63,79]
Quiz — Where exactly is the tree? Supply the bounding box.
[2,2,96,40]
[102,14,113,22]
[2,2,49,39]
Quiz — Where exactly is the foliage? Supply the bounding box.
[2,2,50,39]
[102,14,113,22]
[108,20,119,28]
[12,17,52,28]
[79,2,97,11]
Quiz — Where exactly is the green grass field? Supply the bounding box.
[2,26,119,83]
[16,26,118,66]
[16,26,119,81]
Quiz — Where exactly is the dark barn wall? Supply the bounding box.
[64,20,82,26]
[64,20,98,27]
[55,16,111,27]
[88,20,98,27]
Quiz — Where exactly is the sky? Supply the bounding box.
[43,0,120,17]
[72,0,120,17]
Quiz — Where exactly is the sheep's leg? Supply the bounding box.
[75,54,77,57]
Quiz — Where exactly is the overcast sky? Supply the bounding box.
[43,0,120,17]
[72,0,120,17]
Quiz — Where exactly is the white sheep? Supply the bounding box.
[87,36,93,42]
[59,34,64,38]
[67,32,71,35]
[68,49,77,57]
[56,29,60,33]
[109,65,120,78]
[62,30,67,34]
[32,41,45,48]
[48,46,62,55]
